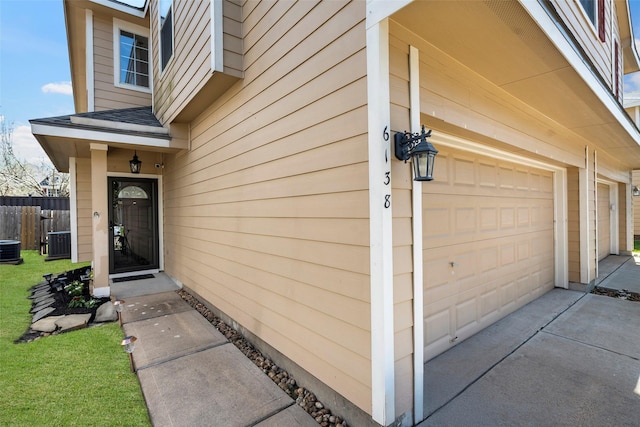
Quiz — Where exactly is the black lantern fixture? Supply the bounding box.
[394,125,438,181]
[129,151,142,174]
[633,186,640,197]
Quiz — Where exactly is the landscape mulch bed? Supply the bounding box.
[16,267,110,343]
[591,287,640,302]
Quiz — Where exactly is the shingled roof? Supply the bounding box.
[30,106,169,140]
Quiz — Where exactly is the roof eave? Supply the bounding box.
[615,0,640,74]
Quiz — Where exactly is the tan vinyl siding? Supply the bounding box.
[634,170,640,236]
[76,159,92,262]
[551,0,614,89]
[567,167,580,282]
[163,0,371,413]
[92,13,151,111]
[152,0,243,124]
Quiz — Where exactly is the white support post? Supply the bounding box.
[580,147,590,283]
[69,158,78,263]
[409,45,425,424]
[366,18,395,426]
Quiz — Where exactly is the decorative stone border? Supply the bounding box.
[177,289,350,427]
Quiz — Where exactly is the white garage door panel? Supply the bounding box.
[423,147,555,362]
[597,183,611,261]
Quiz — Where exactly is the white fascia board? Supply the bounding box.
[89,0,146,18]
[210,0,223,72]
[31,123,182,150]
[366,0,412,29]
[70,116,168,135]
[521,1,640,147]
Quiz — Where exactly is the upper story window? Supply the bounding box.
[578,0,606,42]
[113,19,150,92]
[159,0,173,71]
[579,0,596,25]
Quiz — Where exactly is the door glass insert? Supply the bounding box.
[109,178,159,274]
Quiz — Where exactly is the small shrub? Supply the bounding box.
[64,280,85,297]
[68,297,86,308]
[84,299,100,309]
[68,296,101,309]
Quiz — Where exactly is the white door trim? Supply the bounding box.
[597,177,619,256]
[107,172,164,273]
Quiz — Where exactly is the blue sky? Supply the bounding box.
[0,0,74,164]
[2,0,640,166]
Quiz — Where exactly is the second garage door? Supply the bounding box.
[422,146,555,361]
[597,183,611,261]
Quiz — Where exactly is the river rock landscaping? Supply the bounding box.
[592,286,640,301]
[17,267,116,343]
[177,289,349,427]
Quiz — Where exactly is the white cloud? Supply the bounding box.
[41,81,73,96]
[12,125,52,166]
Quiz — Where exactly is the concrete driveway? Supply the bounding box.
[419,257,640,426]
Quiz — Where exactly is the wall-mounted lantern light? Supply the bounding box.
[633,186,640,197]
[129,151,142,174]
[394,125,438,181]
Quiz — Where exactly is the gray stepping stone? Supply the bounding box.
[31,284,50,292]
[56,314,91,332]
[29,289,52,299]
[32,307,56,323]
[30,298,55,313]
[31,316,65,332]
[33,293,55,304]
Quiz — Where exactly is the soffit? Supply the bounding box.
[391,0,640,168]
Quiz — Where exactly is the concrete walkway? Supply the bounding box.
[596,254,640,293]
[112,260,639,426]
[419,256,640,426]
[112,277,317,427]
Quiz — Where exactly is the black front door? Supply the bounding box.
[108,177,159,274]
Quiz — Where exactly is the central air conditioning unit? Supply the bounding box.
[0,240,22,264]
[47,231,71,260]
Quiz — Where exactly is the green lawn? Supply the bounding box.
[0,251,150,426]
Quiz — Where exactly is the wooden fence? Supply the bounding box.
[0,206,70,250]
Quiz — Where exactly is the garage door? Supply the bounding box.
[597,183,611,261]
[422,146,555,361]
